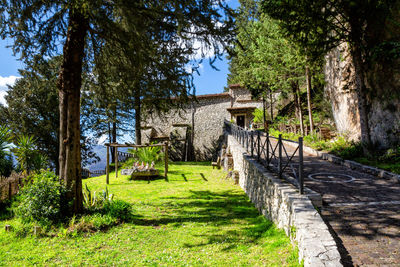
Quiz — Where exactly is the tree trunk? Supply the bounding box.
[350,43,372,153]
[262,97,267,130]
[107,121,115,163]
[291,81,304,136]
[58,10,87,214]
[111,104,117,163]
[305,65,314,134]
[269,89,274,121]
[134,91,142,145]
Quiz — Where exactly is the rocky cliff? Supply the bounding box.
[325,43,400,149]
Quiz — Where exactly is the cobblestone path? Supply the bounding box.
[252,136,400,266]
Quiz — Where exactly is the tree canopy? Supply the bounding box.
[0,0,235,213]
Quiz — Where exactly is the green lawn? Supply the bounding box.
[0,162,300,266]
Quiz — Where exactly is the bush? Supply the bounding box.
[83,185,114,211]
[13,170,70,226]
[103,199,132,221]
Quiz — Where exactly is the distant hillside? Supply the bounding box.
[86,145,129,171]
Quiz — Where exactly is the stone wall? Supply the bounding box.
[141,88,264,161]
[142,95,232,160]
[225,134,342,267]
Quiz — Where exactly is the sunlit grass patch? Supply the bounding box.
[0,162,301,266]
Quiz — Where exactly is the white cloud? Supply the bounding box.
[97,134,108,145]
[0,91,7,106]
[0,75,19,88]
[0,75,20,106]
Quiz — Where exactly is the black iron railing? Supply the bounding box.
[117,151,134,162]
[224,120,304,194]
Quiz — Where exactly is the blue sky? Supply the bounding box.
[0,0,239,105]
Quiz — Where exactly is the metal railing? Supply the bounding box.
[224,120,304,194]
[117,151,134,162]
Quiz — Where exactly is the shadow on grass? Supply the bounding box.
[130,190,251,225]
[200,173,208,181]
[171,161,211,166]
[129,190,277,248]
[181,174,188,182]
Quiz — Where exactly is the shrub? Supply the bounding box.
[83,185,114,211]
[103,199,132,221]
[13,170,70,226]
[83,185,131,221]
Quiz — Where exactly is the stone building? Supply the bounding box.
[141,84,263,161]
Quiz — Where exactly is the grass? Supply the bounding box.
[0,162,301,266]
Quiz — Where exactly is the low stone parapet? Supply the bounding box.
[226,134,342,267]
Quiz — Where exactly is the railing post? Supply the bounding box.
[251,131,254,157]
[246,131,249,151]
[299,137,304,194]
[278,134,282,179]
[115,146,118,178]
[257,131,261,161]
[106,145,110,184]
[266,131,270,164]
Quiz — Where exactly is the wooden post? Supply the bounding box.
[115,146,118,178]
[8,182,12,200]
[106,145,110,184]
[164,142,168,178]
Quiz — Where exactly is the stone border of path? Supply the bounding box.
[226,134,342,267]
[281,140,400,183]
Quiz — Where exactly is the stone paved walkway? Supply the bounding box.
[253,136,400,266]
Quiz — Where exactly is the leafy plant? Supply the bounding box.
[13,135,48,173]
[13,170,71,226]
[128,145,163,164]
[83,185,114,210]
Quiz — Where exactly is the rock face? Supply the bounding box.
[324,43,361,141]
[325,42,400,148]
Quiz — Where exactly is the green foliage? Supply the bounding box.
[13,170,71,226]
[0,57,60,171]
[252,108,270,124]
[269,129,363,159]
[128,145,163,164]
[0,56,100,170]
[83,185,114,210]
[0,126,13,176]
[379,146,400,162]
[327,137,363,159]
[13,135,48,173]
[103,199,132,222]
[229,1,311,97]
